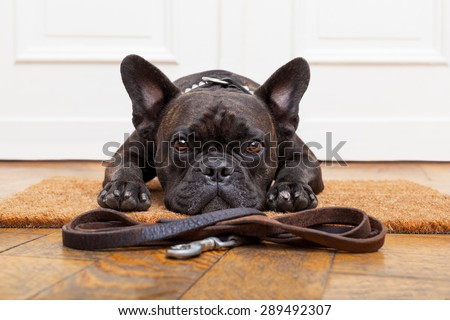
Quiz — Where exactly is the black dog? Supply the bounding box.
[98,55,324,214]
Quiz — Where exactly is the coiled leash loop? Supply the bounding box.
[62,207,386,259]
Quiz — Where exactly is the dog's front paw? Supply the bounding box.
[97,180,151,211]
[266,182,318,212]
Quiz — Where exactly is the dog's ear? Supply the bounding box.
[121,54,180,138]
[255,58,310,141]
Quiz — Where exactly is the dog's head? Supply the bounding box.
[120,55,310,214]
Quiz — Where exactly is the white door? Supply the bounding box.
[1,0,449,161]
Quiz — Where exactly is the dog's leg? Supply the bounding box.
[97,132,156,211]
[97,54,179,211]
[266,135,324,212]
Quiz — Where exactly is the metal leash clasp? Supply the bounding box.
[166,236,238,259]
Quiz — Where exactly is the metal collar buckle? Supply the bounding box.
[184,76,254,95]
[166,236,238,259]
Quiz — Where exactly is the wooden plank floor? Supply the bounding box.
[0,161,449,299]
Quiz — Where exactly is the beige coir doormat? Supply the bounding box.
[0,177,449,233]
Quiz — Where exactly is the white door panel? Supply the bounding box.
[0,0,449,160]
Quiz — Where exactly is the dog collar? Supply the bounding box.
[184,76,254,95]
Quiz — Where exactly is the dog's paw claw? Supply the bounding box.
[97,181,151,211]
[140,193,149,202]
[266,182,317,212]
[99,189,107,198]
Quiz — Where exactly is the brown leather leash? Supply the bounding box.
[62,206,386,258]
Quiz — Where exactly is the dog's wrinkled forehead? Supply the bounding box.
[158,91,275,141]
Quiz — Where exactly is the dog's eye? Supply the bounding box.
[246,141,263,154]
[174,138,189,152]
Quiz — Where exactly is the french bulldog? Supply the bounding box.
[98,55,324,214]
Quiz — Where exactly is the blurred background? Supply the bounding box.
[0,0,449,161]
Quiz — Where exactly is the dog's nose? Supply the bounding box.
[200,159,234,182]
